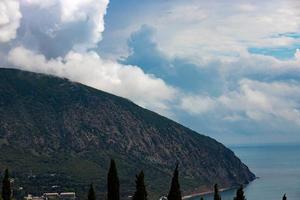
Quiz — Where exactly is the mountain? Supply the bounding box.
[0,68,255,199]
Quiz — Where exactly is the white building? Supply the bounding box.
[60,192,76,200]
[43,193,60,200]
[24,192,76,200]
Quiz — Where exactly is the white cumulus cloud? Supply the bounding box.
[179,95,216,115]
[0,0,22,43]
[21,0,109,50]
[8,46,177,114]
[180,79,300,126]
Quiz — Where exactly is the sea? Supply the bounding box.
[191,144,300,200]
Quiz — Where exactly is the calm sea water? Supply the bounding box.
[192,145,300,200]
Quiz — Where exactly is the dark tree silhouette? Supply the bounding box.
[213,184,221,200]
[282,194,287,200]
[167,164,182,200]
[107,159,119,200]
[2,169,11,200]
[132,171,147,200]
[234,185,246,200]
[200,197,204,200]
[88,184,96,200]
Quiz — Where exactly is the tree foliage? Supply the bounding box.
[2,169,11,200]
[282,194,287,200]
[107,159,119,200]
[132,171,147,200]
[213,184,221,200]
[88,184,96,200]
[234,185,246,200]
[167,164,182,200]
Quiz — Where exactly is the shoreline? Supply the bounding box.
[182,186,236,199]
[182,178,258,199]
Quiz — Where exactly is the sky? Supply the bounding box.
[1,0,300,145]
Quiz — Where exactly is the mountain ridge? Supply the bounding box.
[0,68,255,199]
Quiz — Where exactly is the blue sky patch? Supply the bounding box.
[248,44,300,60]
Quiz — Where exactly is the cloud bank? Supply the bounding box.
[113,0,300,144]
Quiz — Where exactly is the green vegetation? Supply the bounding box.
[107,159,119,200]
[132,171,147,200]
[283,194,287,200]
[88,184,96,200]
[213,184,221,200]
[2,169,11,200]
[234,185,246,200]
[167,164,182,200]
[0,165,289,200]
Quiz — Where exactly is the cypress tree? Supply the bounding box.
[233,185,246,200]
[213,184,221,200]
[132,171,147,200]
[107,159,119,200]
[2,169,11,200]
[88,184,96,200]
[167,164,182,200]
[282,194,287,200]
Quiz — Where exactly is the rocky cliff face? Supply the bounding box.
[0,68,255,199]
